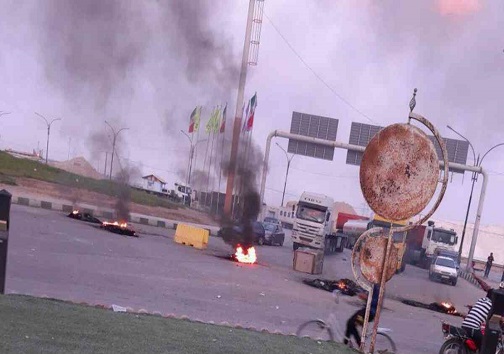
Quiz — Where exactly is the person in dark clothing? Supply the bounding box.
[484,253,494,278]
[344,284,380,347]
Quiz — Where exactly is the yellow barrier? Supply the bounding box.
[174,224,209,250]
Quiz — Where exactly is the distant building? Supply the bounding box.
[139,174,167,194]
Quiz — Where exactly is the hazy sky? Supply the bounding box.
[0,0,503,228]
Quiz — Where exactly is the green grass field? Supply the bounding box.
[0,295,353,354]
[0,151,178,209]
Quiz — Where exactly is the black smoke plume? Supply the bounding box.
[113,166,140,222]
[220,135,266,250]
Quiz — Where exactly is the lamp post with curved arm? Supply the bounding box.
[105,121,129,180]
[276,142,296,207]
[447,125,504,265]
[35,112,62,164]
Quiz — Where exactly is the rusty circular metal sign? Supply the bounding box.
[359,236,398,284]
[360,123,439,221]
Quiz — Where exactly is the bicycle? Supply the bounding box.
[296,290,397,353]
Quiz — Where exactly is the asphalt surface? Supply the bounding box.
[5,205,488,354]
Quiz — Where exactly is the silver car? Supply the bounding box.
[262,223,285,246]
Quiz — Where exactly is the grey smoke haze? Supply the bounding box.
[113,166,141,222]
[1,0,503,228]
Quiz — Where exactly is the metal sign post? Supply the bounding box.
[0,189,12,294]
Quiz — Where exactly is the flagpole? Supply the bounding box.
[202,108,212,209]
[232,104,247,219]
[208,108,219,213]
[217,110,226,216]
[194,106,202,207]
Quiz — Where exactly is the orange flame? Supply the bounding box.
[103,221,128,228]
[441,301,451,308]
[72,210,79,215]
[234,246,257,264]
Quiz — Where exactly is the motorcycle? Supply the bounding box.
[439,322,503,354]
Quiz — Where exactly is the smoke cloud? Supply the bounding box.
[220,135,266,249]
[113,166,141,222]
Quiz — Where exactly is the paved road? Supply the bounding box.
[5,205,487,353]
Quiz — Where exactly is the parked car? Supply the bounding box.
[263,223,285,246]
[263,217,281,226]
[429,256,459,286]
[217,221,267,246]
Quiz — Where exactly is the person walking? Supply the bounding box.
[484,253,494,278]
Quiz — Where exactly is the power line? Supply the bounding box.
[264,13,377,125]
[289,165,357,179]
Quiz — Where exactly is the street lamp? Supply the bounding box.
[0,111,11,118]
[447,125,504,264]
[276,142,296,207]
[35,112,62,164]
[105,121,128,180]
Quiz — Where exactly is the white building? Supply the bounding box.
[138,174,167,194]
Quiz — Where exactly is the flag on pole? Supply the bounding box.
[213,106,221,134]
[205,107,215,134]
[242,100,250,132]
[206,107,221,134]
[219,103,227,133]
[188,106,200,133]
[245,92,257,132]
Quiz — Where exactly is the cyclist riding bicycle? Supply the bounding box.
[344,284,380,347]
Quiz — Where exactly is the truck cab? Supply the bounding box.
[173,183,192,206]
[422,224,458,263]
[291,192,333,251]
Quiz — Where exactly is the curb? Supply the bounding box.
[11,196,219,236]
[459,270,482,289]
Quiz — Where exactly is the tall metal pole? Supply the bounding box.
[105,121,128,180]
[446,125,477,262]
[181,130,193,188]
[276,142,295,207]
[104,152,108,176]
[35,112,61,164]
[223,0,256,216]
[466,168,488,271]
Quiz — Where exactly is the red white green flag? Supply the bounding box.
[244,92,257,132]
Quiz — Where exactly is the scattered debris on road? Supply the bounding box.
[67,210,102,224]
[100,221,137,237]
[303,278,365,296]
[401,299,462,317]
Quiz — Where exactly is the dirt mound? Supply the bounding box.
[51,157,103,180]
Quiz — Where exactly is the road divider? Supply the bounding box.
[10,195,219,236]
[174,224,209,249]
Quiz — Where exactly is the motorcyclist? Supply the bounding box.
[461,289,493,349]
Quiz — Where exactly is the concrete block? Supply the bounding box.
[18,197,29,206]
[62,205,74,213]
[41,201,52,210]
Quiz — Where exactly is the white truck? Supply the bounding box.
[291,192,350,253]
[405,221,458,268]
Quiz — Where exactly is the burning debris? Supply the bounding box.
[303,278,365,296]
[67,210,102,224]
[232,245,257,264]
[219,137,265,263]
[401,299,462,317]
[100,221,137,237]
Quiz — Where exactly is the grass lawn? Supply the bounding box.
[0,151,178,209]
[0,295,353,354]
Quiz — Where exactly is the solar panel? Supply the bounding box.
[287,111,339,161]
[346,122,470,173]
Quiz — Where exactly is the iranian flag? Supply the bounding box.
[188,106,200,133]
[220,103,227,133]
[245,92,257,131]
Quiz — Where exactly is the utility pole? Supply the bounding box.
[35,112,61,164]
[224,0,264,216]
[446,125,504,269]
[105,121,128,180]
[180,130,194,187]
[276,142,295,207]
